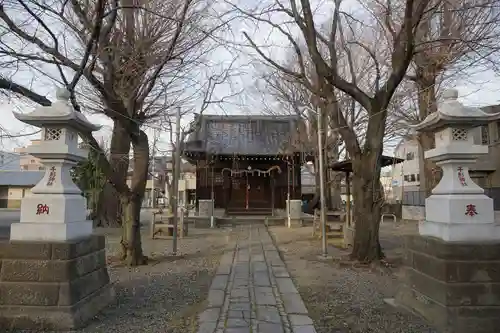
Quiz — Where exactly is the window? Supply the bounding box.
[409,174,416,182]
[404,175,409,182]
[30,159,35,163]
[416,174,420,182]
[406,152,415,160]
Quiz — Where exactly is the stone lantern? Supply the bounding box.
[411,88,500,241]
[0,89,114,330]
[392,89,500,333]
[9,88,101,241]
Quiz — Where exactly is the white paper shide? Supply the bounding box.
[10,88,101,241]
[412,89,500,241]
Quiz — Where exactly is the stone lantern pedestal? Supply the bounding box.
[392,90,500,333]
[0,89,115,330]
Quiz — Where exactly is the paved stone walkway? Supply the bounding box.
[197,225,316,333]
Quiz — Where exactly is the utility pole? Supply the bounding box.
[317,106,328,258]
[210,164,215,228]
[172,107,182,255]
[287,159,291,228]
[151,128,157,209]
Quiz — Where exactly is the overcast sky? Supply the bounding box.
[1,0,500,156]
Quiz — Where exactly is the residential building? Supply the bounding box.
[0,171,43,208]
[391,139,421,200]
[175,161,196,207]
[14,140,44,171]
[380,170,395,200]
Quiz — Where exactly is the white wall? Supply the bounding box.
[391,139,421,200]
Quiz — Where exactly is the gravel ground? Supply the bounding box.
[15,226,239,333]
[268,221,437,333]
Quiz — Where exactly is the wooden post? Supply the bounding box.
[179,208,184,238]
[344,171,354,247]
[150,212,156,239]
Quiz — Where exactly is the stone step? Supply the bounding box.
[326,231,343,239]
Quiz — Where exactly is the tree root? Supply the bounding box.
[119,239,149,266]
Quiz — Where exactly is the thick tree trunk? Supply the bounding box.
[94,184,121,227]
[416,69,440,198]
[330,171,342,210]
[95,120,131,227]
[350,157,384,262]
[120,194,146,265]
[120,129,149,266]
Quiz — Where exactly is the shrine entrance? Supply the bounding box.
[246,173,271,209]
[224,166,281,213]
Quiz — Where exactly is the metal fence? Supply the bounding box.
[403,187,500,210]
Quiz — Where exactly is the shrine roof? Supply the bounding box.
[330,155,404,173]
[184,114,304,156]
[0,171,43,186]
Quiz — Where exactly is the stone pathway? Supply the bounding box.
[197,224,316,333]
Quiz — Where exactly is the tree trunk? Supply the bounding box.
[416,69,440,198]
[330,171,342,210]
[95,120,131,227]
[120,129,149,266]
[94,184,121,227]
[120,194,147,265]
[325,167,332,210]
[350,157,384,262]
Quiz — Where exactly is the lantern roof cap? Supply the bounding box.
[411,89,500,132]
[13,88,101,132]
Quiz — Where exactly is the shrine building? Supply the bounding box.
[183,114,306,216]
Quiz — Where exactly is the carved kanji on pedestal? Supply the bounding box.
[46,166,56,186]
[465,204,477,216]
[457,166,467,186]
[36,204,50,215]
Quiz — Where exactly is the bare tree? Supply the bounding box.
[0,0,232,265]
[257,68,344,211]
[236,0,431,262]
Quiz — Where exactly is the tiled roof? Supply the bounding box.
[0,152,21,170]
[184,114,302,155]
[0,171,43,186]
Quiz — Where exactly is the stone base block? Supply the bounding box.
[198,199,214,217]
[190,217,216,228]
[287,218,302,228]
[10,220,93,242]
[0,235,115,330]
[343,226,355,247]
[396,234,500,333]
